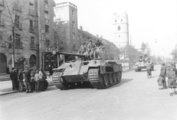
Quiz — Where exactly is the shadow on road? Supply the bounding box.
[109,78,133,89]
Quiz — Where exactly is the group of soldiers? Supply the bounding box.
[10,67,48,93]
[158,62,177,95]
[78,40,104,60]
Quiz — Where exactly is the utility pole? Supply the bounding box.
[36,0,42,69]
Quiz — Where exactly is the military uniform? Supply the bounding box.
[158,64,167,89]
[166,64,177,88]
[146,62,152,78]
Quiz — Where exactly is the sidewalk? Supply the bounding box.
[0,73,10,81]
[0,76,54,96]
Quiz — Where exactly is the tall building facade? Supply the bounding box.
[113,12,129,48]
[54,2,79,53]
[0,0,55,73]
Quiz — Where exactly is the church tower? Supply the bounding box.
[113,12,129,48]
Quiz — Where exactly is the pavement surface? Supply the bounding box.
[2,65,176,120]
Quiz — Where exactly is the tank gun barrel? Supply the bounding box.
[56,52,86,58]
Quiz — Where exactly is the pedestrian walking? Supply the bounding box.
[146,61,152,78]
[158,63,167,89]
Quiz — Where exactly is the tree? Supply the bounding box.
[140,42,151,55]
[124,45,142,68]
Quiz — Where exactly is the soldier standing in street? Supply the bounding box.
[18,69,25,92]
[166,63,177,96]
[24,68,32,93]
[10,68,16,90]
[146,61,152,78]
[158,63,167,89]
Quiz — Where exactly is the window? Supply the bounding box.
[29,2,33,6]
[30,36,35,49]
[0,11,2,20]
[0,11,3,26]
[0,0,4,6]
[45,25,49,33]
[117,26,121,31]
[44,10,48,14]
[72,9,74,16]
[44,12,49,19]
[44,0,48,4]
[15,34,22,49]
[29,20,34,33]
[14,15,20,28]
[46,39,50,47]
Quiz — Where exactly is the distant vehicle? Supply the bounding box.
[52,52,122,89]
[135,55,154,72]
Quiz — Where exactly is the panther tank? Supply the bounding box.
[52,57,122,89]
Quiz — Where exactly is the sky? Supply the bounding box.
[54,0,177,58]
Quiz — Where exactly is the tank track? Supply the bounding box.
[88,68,122,89]
[52,73,68,90]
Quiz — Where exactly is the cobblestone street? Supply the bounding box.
[1,65,177,120]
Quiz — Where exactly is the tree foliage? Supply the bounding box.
[140,42,151,55]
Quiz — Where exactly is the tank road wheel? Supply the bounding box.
[111,73,116,85]
[109,73,114,86]
[113,73,117,84]
[115,72,119,83]
[103,74,110,88]
[54,77,68,90]
[88,68,105,89]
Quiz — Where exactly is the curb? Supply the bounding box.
[0,78,10,82]
[0,91,18,96]
[0,82,54,96]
